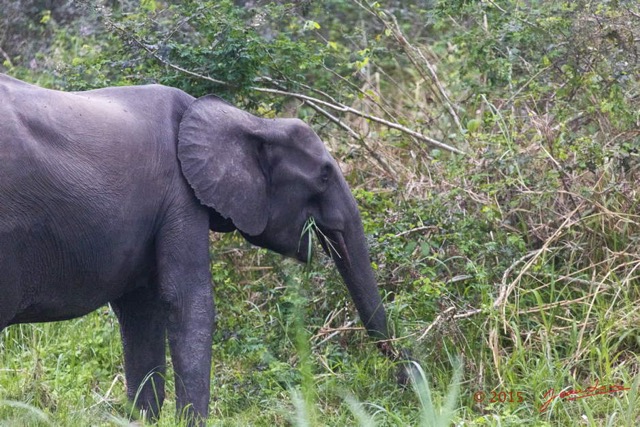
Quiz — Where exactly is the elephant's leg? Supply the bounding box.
[111,285,167,421]
[0,294,16,331]
[156,208,215,425]
[166,284,215,425]
[0,250,21,329]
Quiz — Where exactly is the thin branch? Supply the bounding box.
[303,98,397,176]
[313,319,358,347]
[353,0,464,134]
[387,13,464,133]
[485,0,542,32]
[517,293,596,315]
[249,87,466,155]
[259,76,397,176]
[417,306,455,340]
[0,45,13,68]
[394,225,437,237]
[414,306,483,341]
[258,75,341,105]
[107,21,466,156]
[454,308,482,319]
[494,202,586,328]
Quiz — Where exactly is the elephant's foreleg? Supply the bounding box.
[0,251,21,328]
[166,284,215,425]
[156,206,215,426]
[111,286,167,421]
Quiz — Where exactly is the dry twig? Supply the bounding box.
[0,46,13,68]
[353,1,464,134]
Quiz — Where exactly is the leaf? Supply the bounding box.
[420,242,431,257]
[466,119,482,133]
[40,10,51,24]
[141,0,156,13]
[405,241,418,254]
[303,20,321,31]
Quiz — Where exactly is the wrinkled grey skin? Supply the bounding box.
[0,74,396,424]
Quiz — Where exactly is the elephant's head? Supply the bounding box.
[177,95,395,348]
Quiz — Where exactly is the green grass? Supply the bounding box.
[2,235,640,426]
[2,1,640,425]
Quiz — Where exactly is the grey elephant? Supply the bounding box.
[0,74,401,424]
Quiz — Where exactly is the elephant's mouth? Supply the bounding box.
[296,230,312,263]
[310,228,351,268]
[295,226,329,263]
[315,229,331,257]
[296,218,350,267]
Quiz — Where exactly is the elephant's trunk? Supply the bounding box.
[327,217,416,383]
[327,215,390,345]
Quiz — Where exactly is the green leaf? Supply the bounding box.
[40,10,51,24]
[466,118,482,133]
[141,0,156,13]
[303,20,321,31]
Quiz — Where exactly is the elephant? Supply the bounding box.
[0,74,401,424]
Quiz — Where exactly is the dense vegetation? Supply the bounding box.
[1,0,640,425]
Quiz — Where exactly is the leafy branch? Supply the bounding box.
[107,20,466,164]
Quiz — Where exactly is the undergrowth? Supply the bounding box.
[2,0,640,425]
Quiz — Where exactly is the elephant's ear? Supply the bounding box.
[178,95,268,236]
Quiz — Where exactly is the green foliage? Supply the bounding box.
[2,0,640,425]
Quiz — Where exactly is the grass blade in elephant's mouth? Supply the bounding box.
[300,217,342,264]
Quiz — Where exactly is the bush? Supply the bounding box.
[1,0,640,425]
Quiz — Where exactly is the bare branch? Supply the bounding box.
[417,306,455,340]
[387,13,464,134]
[416,306,483,341]
[353,0,464,135]
[252,86,466,155]
[303,98,398,176]
[0,46,13,68]
[259,76,397,176]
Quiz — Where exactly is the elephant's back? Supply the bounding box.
[0,76,192,162]
[0,77,185,255]
[0,88,144,215]
[0,78,189,204]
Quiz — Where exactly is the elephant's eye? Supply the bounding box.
[320,163,331,183]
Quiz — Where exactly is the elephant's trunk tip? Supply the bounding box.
[376,340,418,387]
[376,339,409,361]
